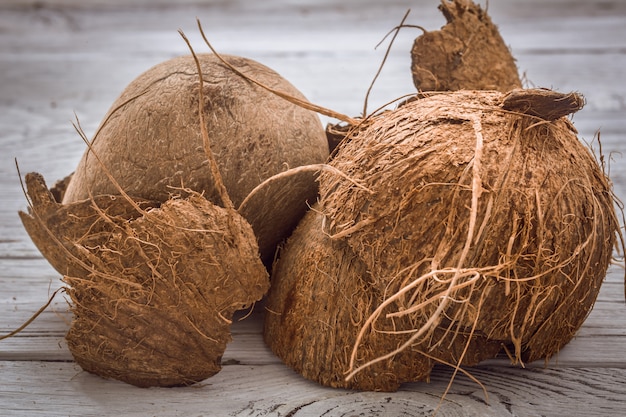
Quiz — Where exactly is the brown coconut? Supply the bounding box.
[20,173,268,387]
[238,164,326,263]
[62,53,329,260]
[410,0,521,92]
[264,89,619,391]
[264,205,503,391]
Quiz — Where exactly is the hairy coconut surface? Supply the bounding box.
[264,206,502,391]
[410,0,521,92]
[62,53,329,209]
[20,173,157,278]
[20,173,269,387]
[265,89,618,391]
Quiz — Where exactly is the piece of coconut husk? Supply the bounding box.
[264,88,620,391]
[410,0,522,92]
[326,0,522,156]
[238,163,371,264]
[238,164,323,264]
[20,173,269,387]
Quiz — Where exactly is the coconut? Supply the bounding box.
[238,164,325,263]
[264,89,619,391]
[410,0,521,92]
[15,42,343,385]
[20,172,268,387]
[61,53,329,261]
[62,53,329,207]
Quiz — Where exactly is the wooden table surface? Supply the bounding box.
[1,0,625,416]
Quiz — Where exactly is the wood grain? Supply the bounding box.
[1,0,625,415]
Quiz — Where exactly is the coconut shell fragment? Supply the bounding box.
[19,172,157,278]
[238,164,323,264]
[411,0,521,92]
[20,173,269,387]
[264,89,619,391]
[502,88,585,121]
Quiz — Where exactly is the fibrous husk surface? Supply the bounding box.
[62,53,329,209]
[264,206,503,391]
[411,0,522,92]
[264,89,619,391]
[20,173,269,387]
[20,172,156,278]
[238,164,323,263]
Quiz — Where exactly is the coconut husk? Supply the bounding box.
[20,173,269,387]
[62,53,329,209]
[19,172,156,278]
[410,0,521,92]
[327,0,523,151]
[502,88,585,121]
[49,172,73,204]
[265,89,619,391]
[238,164,323,264]
[264,206,502,391]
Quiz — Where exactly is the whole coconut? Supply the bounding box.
[62,53,329,257]
[264,89,619,391]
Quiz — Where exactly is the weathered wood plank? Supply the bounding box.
[2,277,625,367]
[1,360,625,417]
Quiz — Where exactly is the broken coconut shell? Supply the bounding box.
[264,89,619,391]
[410,0,521,92]
[20,173,269,387]
[238,164,324,263]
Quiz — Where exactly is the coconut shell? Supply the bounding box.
[20,173,269,387]
[19,172,157,278]
[265,89,619,391]
[410,0,521,92]
[62,53,329,210]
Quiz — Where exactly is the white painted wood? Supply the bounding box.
[1,0,625,416]
[1,361,625,416]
